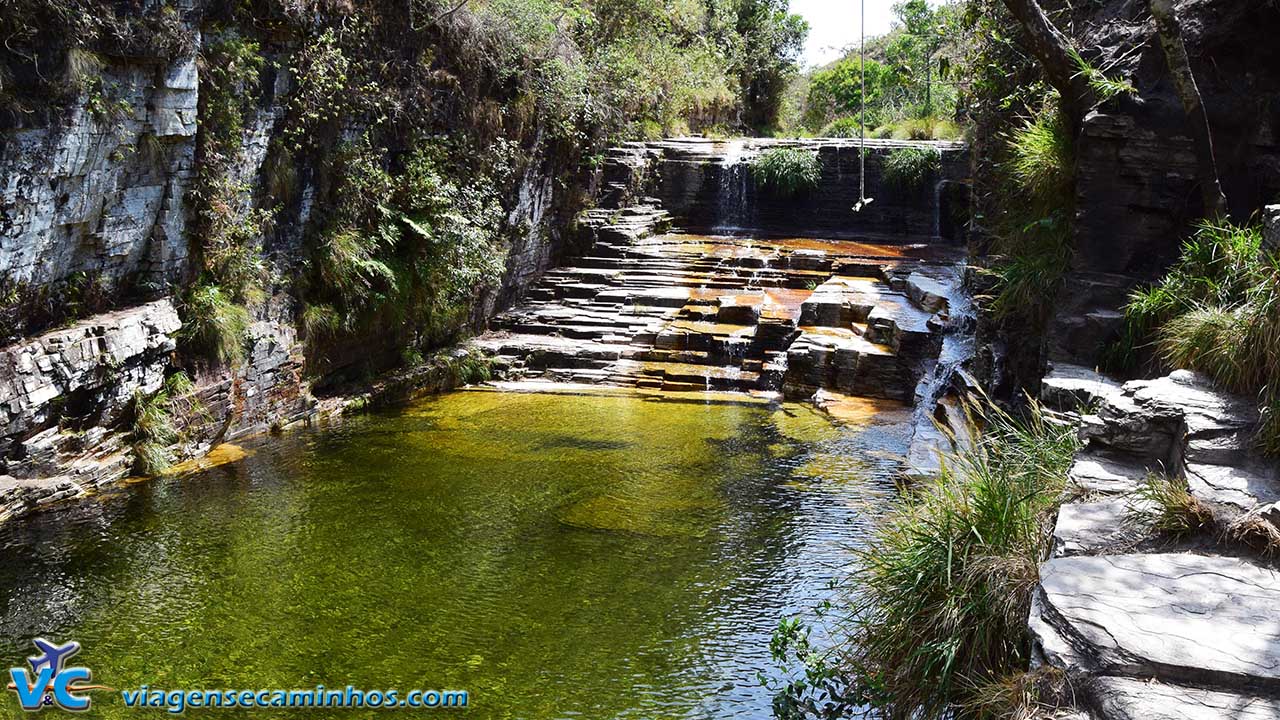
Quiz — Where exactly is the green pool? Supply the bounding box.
[0,389,908,718]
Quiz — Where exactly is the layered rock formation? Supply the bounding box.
[1033,366,1280,717]
[1046,0,1280,369]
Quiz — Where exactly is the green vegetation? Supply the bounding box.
[1127,473,1215,537]
[796,0,963,139]
[770,398,1079,718]
[301,136,507,357]
[1113,220,1280,454]
[179,285,251,366]
[1068,48,1136,104]
[988,102,1075,322]
[882,146,941,190]
[127,372,205,476]
[750,147,821,196]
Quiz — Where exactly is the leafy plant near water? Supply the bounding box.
[882,146,941,190]
[1112,220,1280,455]
[128,372,205,476]
[769,397,1080,718]
[750,147,821,197]
[302,135,508,357]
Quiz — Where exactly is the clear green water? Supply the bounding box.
[0,389,907,719]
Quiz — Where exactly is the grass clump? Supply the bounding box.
[882,147,941,190]
[1113,220,1280,454]
[179,284,251,366]
[845,399,1078,717]
[769,398,1079,718]
[1126,473,1215,537]
[988,102,1075,322]
[128,372,205,476]
[751,147,821,197]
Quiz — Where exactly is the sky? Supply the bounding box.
[790,0,944,69]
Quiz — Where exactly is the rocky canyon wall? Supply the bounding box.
[0,2,579,511]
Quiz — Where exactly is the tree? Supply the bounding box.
[1149,0,1228,217]
[803,57,889,130]
[998,0,1094,122]
[731,0,808,133]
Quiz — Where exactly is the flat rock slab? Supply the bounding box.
[1052,500,1144,557]
[1034,553,1280,692]
[1090,676,1280,720]
[1041,362,1124,412]
[1067,452,1153,495]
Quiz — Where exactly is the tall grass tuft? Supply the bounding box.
[882,147,941,190]
[750,147,822,197]
[988,102,1075,322]
[843,398,1079,717]
[128,372,205,476]
[1115,220,1280,454]
[1126,473,1215,536]
[180,284,251,366]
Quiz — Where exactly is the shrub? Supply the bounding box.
[769,398,1080,718]
[1115,220,1280,454]
[180,284,251,366]
[882,147,940,190]
[750,147,821,197]
[818,116,861,138]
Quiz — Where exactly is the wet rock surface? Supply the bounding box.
[1035,368,1280,717]
[475,224,966,400]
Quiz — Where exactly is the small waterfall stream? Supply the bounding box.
[713,139,752,233]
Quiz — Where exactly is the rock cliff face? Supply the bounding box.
[0,5,582,507]
[605,138,970,243]
[1047,0,1280,367]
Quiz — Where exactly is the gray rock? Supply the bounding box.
[1041,363,1124,413]
[1032,553,1280,692]
[1185,461,1280,511]
[1067,452,1153,495]
[0,300,180,466]
[1051,500,1142,557]
[1089,676,1280,720]
[1264,205,1280,253]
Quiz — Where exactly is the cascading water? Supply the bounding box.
[713,139,752,233]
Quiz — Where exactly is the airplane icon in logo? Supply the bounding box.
[27,639,81,677]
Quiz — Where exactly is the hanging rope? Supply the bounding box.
[853,0,874,213]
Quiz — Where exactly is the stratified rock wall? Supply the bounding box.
[614,138,969,243]
[1047,0,1280,367]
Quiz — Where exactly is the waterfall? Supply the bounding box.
[713,139,750,233]
[932,179,946,240]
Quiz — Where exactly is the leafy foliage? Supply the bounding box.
[750,147,821,197]
[794,0,963,137]
[303,136,507,355]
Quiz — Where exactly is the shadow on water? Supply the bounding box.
[0,390,907,719]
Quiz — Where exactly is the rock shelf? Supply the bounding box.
[1035,365,1280,717]
[474,218,966,400]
